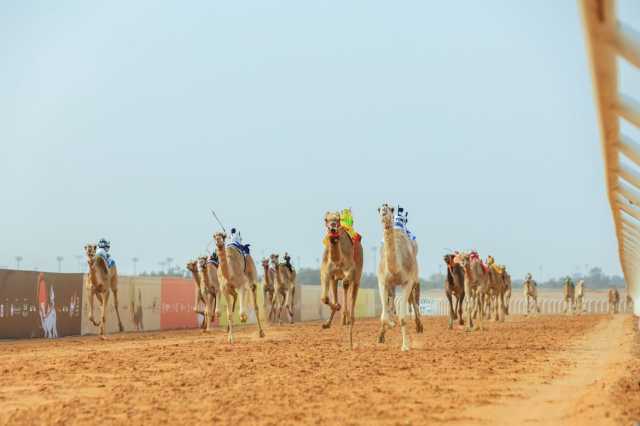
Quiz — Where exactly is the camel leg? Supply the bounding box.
[111,288,124,332]
[378,284,393,344]
[251,284,266,338]
[411,284,423,333]
[285,288,293,324]
[88,289,100,327]
[224,291,235,343]
[321,278,340,329]
[205,293,215,332]
[446,291,454,330]
[288,286,295,324]
[457,292,465,326]
[398,286,411,352]
[100,291,110,339]
[238,287,248,323]
[497,290,505,322]
[348,282,358,350]
[341,284,349,326]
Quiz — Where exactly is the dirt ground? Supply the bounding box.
[0,314,638,425]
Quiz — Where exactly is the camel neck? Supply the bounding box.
[217,247,231,281]
[382,226,399,274]
[189,269,200,286]
[328,238,342,264]
[264,265,272,284]
[87,261,98,287]
[200,265,210,288]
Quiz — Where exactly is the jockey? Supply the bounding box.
[95,238,116,268]
[283,252,294,273]
[228,228,251,255]
[394,206,416,241]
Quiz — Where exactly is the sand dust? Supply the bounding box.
[0,315,637,425]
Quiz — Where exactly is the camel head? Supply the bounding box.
[377,203,394,230]
[269,253,280,268]
[197,256,208,271]
[84,244,97,266]
[486,255,495,266]
[186,260,198,273]
[324,211,341,243]
[213,232,227,249]
[261,257,270,269]
[457,251,470,268]
[443,254,455,268]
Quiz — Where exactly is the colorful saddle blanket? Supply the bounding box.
[207,252,219,267]
[227,241,250,256]
[393,219,416,241]
[323,226,362,247]
[95,249,116,269]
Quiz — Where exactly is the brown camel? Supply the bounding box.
[197,256,220,331]
[502,268,512,316]
[608,288,620,314]
[486,256,506,321]
[563,278,576,315]
[186,259,208,330]
[523,274,541,315]
[443,254,465,329]
[575,280,586,314]
[375,204,423,351]
[319,211,363,349]
[261,258,276,322]
[83,244,124,338]
[214,232,265,342]
[270,254,296,324]
[457,251,488,331]
[626,294,634,313]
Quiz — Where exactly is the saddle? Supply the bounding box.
[226,242,250,271]
[95,251,116,269]
[207,252,219,267]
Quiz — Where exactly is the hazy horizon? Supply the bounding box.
[3,1,639,281]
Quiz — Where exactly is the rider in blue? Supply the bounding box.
[95,238,116,268]
[228,228,251,256]
[394,206,416,241]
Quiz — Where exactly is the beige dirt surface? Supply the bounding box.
[0,315,638,425]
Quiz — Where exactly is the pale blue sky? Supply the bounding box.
[2,1,639,279]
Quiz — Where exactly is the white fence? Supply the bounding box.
[580,0,640,315]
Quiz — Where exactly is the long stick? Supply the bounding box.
[211,210,227,234]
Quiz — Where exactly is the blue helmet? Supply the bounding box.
[98,238,110,250]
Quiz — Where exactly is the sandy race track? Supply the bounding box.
[1,315,638,425]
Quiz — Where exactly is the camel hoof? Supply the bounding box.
[321,323,330,330]
[416,324,424,334]
[228,335,234,344]
[377,334,385,344]
[99,335,107,341]
[258,330,265,338]
[401,345,410,352]
[118,324,124,332]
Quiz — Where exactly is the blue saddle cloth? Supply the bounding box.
[95,251,116,269]
[393,220,417,241]
[227,241,251,256]
[207,252,219,267]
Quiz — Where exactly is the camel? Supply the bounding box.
[575,280,586,314]
[486,256,506,321]
[261,258,276,321]
[83,244,124,338]
[129,289,144,331]
[563,278,576,315]
[523,274,541,315]
[608,288,620,314]
[319,211,363,349]
[197,256,220,331]
[443,254,465,329]
[213,232,265,342]
[270,253,296,324]
[375,204,423,351]
[626,294,634,313]
[186,259,208,330]
[458,251,490,330]
[502,268,512,316]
